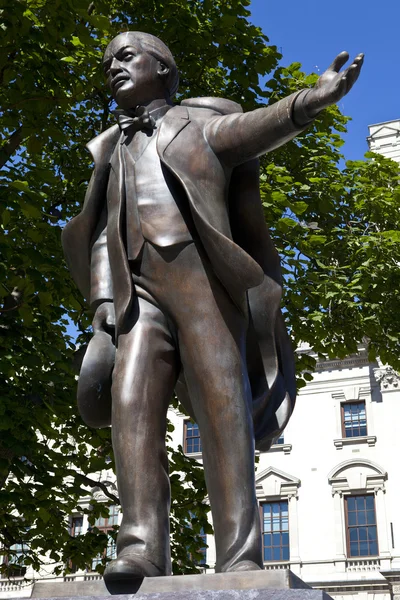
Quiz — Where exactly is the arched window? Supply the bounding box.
[328,459,389,565]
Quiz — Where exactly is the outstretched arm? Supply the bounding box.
[205,52,364,168]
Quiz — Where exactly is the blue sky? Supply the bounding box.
[249,0,399,161]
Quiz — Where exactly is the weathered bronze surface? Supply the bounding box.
[62,32,363,588]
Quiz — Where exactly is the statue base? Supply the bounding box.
[29,570,334,599]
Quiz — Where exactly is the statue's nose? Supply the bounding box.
[110,58,122,74]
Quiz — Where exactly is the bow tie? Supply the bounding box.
[115,106,157,135]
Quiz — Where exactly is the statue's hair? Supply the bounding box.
[105,31,179,98]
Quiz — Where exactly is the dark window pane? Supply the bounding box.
[359,542,368,556]
[366,496,374,510]
[348,511,357,526]
[347,497,356,510]
[349,528,358,541]
[356,497,365,510]
[369,541,378,555]
[271,532,279,544]
[350,542,358,557]
[358,512,366,525]
[264,547,272,561]
[272,547,280,561]
[358,527,367,541]
[282,546,289,560]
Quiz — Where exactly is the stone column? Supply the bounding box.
[288,493,301,575]
[332,490,346,573]
[375,486,390,562]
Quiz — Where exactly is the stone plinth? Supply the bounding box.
[28,570,333,600]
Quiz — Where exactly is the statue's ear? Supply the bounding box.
[157,61,170,79]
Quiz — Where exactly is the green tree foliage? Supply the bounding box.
[1,0,399,578]
[260,64,400,381]
[0,0,276,577]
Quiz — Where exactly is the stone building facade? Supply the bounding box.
[367,120,400,162]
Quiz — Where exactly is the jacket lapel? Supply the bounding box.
[88,124,120,172]
[157,105,190,158]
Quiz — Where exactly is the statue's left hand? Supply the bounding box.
[304,51,364,118]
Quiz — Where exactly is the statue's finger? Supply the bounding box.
[350,53,364,74]
[345,63,361,94]
[335,73,349,99]
[328,51,350,72]
[353,52,365,65]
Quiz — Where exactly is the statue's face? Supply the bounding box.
[103,34,168,109]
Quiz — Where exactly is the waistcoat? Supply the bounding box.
[122,131,193,260]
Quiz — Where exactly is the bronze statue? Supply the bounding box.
[62,32,363,587]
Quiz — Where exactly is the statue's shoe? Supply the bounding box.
[103,553,163,593]
[226,560,263,572]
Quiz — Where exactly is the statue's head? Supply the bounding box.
[103,31,179,110]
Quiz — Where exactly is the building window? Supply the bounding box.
[275,434,284,445]
[70,516,83,538]
[345,495,378,557]
[1,542,28,578]
[68,516,84,573]
[261,501,289,562]
[91,505,119,571]
[184,420,202,454]
[342,401,367,438]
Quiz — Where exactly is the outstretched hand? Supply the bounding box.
[304,51,364,118]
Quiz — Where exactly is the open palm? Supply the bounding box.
[305,51,364,117]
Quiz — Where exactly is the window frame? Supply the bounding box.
[344,494,379,558]
[1,542,28,578]
[183,419,202,455]
[260,500,290,562]
[67,515,84,573]
[341,400,368,438]
[70,515,84,538]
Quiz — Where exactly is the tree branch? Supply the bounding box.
[74,473,120,504]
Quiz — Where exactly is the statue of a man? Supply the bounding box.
[62,32,362,586]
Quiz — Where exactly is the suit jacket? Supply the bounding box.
[62,91,309,450]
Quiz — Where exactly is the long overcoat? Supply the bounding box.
[62,93,307,451]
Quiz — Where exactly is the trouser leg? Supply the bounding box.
[111,296,178,574]
[179,313,262,571]
[169,249,262,572]
[128,242,263,572]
